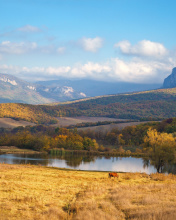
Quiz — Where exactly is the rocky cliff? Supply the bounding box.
[163,67,176,88]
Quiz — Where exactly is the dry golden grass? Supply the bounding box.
[77,121,150,132]
[0,164,176,220]
[0,146,38,154]
[0,118,35,128]
[54,116,123,127]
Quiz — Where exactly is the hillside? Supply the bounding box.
[0,73,86,104]
[0,103,58,124]
[0,88,176,124]
[58,88,176,120]
[0,73,51,104]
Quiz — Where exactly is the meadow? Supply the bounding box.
[0,164,176,220]
[55,116,124,127]
[0,118,35,129]
[77,121,148,132]
[0,146,40,154]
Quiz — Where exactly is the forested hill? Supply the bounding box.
[58,88,176,120]
[0,88,176,124]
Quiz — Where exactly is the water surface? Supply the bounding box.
[1,153,175,174]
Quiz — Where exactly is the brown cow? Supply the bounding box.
[109,172,118,178]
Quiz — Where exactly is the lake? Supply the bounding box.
[0,153,175,174]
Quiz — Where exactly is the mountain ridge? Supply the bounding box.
[37,78,161,97]
[0,73,86,104]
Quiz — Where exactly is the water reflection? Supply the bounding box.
[0,153,175,174]
[0,154,49,166]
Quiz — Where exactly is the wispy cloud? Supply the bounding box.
[0,40,65,55]
[0,25,44,39]
[115,40,168,58]
[79,37,103,52]
[17,25,42,33]
[0,41,37,54]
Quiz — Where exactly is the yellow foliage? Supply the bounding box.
[144,128,176,172]
[55,135,68,141]
[144,128,176,149]
[118,134,125,145]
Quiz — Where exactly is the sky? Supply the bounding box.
[0,0,176,83]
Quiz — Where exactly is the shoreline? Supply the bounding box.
[0,146,146,157]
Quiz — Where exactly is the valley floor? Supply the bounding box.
[0,118,35,128]
[0,164,176,220]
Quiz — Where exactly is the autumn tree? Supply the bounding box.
[118,134,125,145]
[143,128,176,172]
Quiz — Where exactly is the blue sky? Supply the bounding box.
[0,0,176,83]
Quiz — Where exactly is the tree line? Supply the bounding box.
[0,126,100,152]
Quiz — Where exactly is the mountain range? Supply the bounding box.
[0,73,86,104]
[0,72,163,104]
[37,79,161,97]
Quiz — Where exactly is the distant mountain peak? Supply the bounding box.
[0,76,18,86]
[163,67,176,88]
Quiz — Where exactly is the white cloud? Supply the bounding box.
[80,37,103,52]
[0,56,173,84]
[71,62,111,79]
[0,39,174,83]
[45,66,71,75]
[0,41,37,54]
[18,25,42,33]
[110,58,172,83]
[115,40,168,57]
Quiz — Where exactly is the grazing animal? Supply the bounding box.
[109,172,118,178]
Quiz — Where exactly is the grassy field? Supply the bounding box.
[0,118,35,128]
[54,116,127,127]
[77,121,149,132]
[0,116,126,129]
[0,164,176,220]
[0,146,40,154]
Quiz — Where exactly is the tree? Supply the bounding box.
[143,128,176,172]
[118,134,125,145]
